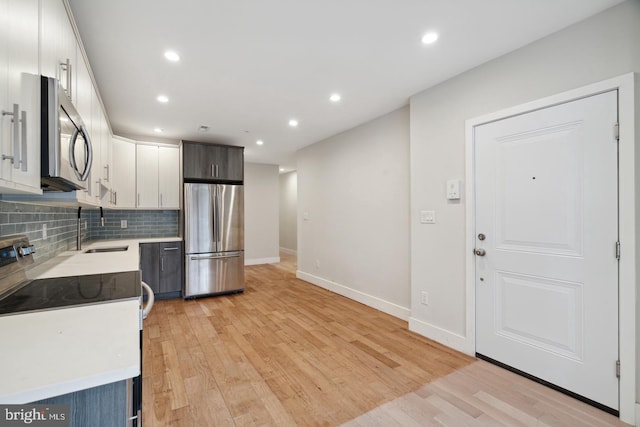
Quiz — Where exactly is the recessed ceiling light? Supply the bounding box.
[288,119,299,127]
[421,32,439,45]
[329,93,341,102]
[157,95,169,103]
[279,168,285,172]
[256,140,264,146]
[153,127,164,133]
[164,50,180,62]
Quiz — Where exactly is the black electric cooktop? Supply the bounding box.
[0,271,141,316]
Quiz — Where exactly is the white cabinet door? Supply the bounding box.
[100,116,113,206]
[111,137,136,208]
[40,0,76,100]
[136,144,159,208]
[89,86,103,204]
[0,0,41,194]
[158,146,180,209]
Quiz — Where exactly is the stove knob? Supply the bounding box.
[18,245,35,256]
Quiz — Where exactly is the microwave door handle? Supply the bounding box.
[69,127,82,180]
[80,125,92,181]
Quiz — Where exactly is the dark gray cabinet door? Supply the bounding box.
[218,145,244,181]
[140,243,160,294]
[183,141,244,182]
[36,380,128,427]
[159,242,183,293]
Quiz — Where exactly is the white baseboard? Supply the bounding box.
[296,270,410,321]
[634,403,640,426]
[245,257,280,266]
[279,247,297,255]
[409,317,473,355]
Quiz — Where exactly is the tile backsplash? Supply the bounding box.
[0,201,179,266]
[87,209,179,240]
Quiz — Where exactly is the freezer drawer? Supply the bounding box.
[184,251,244,297]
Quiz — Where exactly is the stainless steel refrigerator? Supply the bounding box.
[183,183,244,298]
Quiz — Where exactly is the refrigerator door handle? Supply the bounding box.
[214,185,221,249]
[190,252,242,261]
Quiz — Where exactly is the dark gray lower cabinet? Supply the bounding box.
[140,241,183,299]
[35,380,128,427]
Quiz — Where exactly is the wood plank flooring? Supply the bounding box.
[142,255,628,426]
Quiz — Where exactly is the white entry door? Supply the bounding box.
[474,90,619,410]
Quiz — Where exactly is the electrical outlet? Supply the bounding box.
[315,259,320,269]
[121,220,128,229]
[420,291,429,305]
[42,224,47,240]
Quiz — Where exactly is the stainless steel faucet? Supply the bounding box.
[77,206,106,251]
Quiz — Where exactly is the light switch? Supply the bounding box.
[446,179,461,200]
[303,212,309,221]
[420,210,436,224]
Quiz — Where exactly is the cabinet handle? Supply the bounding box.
[114,191,117,205]
[60,59,72,99]
[215,164,219,177]
[211,164,214,177]
[160,257,164,271]
[20,110,27,172]
[2,104,20,169]
[104,164,110,182]
[163,247,179,251]
[160,193,163,207]
[137,193,140,206]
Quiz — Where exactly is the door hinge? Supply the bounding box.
[614,122,620,141]
[616,360,621,378]
[615,241,621,260]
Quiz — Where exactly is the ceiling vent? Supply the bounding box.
[198,125,210,132]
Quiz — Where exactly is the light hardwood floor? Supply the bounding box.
[142,255,628,426]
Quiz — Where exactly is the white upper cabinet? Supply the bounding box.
[111,137,136,208]
[100,115,112,206]
[0,0,42,194]
[39,0,76,103]
[136,144,180,210]
[158,146,180,209]
[136,144,159,209]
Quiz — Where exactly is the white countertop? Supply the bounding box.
[30,237,183,279]
[0,300,140,403]
[0,237,182,404]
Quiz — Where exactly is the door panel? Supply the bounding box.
[184,183,216,253]
[216,184,244,252]
[475,90,618,410]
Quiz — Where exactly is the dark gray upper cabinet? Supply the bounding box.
[183,141,244,182]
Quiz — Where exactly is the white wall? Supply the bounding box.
[409,0,640,350]
[296,107,410,319]
[279,171,297,253]
[244,163,280,264]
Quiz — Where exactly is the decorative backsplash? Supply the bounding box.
[0,201,179,266]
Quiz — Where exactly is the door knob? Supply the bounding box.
[474,248,486,256]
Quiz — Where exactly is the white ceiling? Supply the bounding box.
[67,0,624,170]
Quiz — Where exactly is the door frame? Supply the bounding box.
[464,73,636,423]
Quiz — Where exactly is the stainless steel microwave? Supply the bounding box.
[40,76,93,192]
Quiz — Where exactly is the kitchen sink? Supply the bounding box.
[84,246,129,253]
